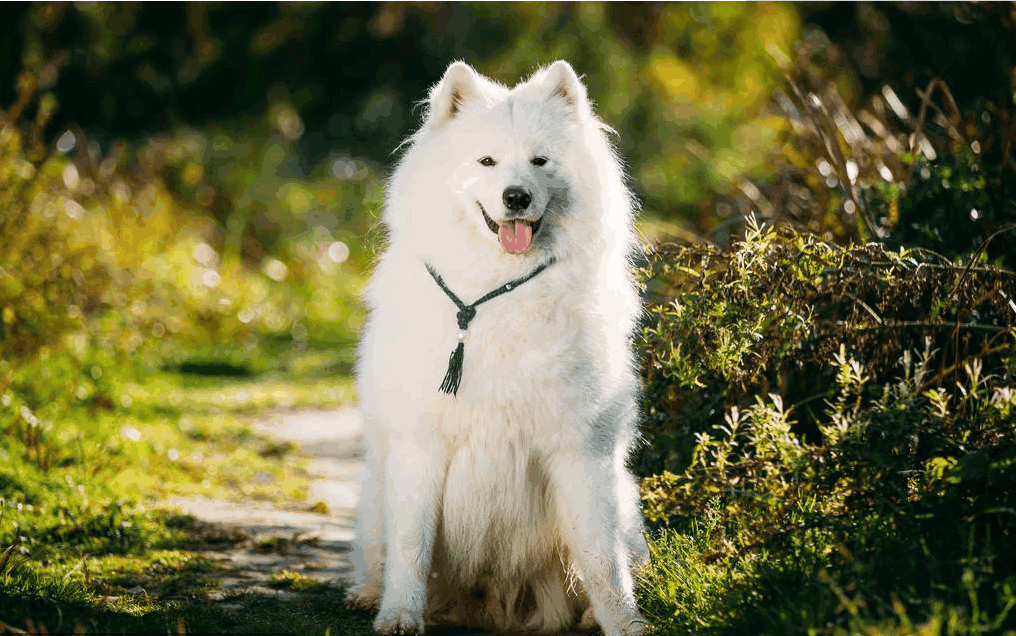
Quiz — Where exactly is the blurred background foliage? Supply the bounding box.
[2,5,1016,632]
[1,0,1014,406]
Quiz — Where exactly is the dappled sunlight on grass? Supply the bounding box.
[127,374,356,416]
[0,363,357,631]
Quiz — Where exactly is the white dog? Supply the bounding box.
[348,60,649,636]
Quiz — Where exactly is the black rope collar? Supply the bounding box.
[424,256,556,396]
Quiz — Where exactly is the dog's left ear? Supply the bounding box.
[537,61,590,116]
[427,61,481,130]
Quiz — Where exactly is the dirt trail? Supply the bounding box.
[167,408,363,601]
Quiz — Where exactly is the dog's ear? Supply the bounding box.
[514,61,592,120]
[427,61,481,129]
[540,60,589,110]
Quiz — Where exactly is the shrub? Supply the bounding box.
[636,220,1016,632]
[1,61,376,484]
[0,72,133,429]
[636,217,1016,476]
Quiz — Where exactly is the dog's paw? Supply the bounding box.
[598,613,649,636]
[373,606,424,635]
[623,618,649,636]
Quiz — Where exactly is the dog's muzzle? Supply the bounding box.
[479,187,543,255]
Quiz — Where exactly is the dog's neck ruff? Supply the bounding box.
[425,257,557,396]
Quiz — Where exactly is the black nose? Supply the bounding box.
[503,187,532,212]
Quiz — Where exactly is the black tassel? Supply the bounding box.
[439,342,465,395]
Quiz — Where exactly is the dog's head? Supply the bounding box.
[418,61,595,257]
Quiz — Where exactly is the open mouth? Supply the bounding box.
[479,202,542,255]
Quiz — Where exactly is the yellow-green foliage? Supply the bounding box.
[0,79,134,436]
[1,66,375,377]
[639,4,798,210]
[636,222,1016,633]
[0,123,109,362]
[128,118,377,348]
[637,218,1016,475]
[0,67,372,499]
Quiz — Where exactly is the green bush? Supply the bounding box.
[636,220,1016,633]
[636,218,1016,476]
[147,120,379,346]
[872,144,1016,264]
[0,73,131,428]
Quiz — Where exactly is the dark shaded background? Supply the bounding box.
[4,3,1013,168]
[2,2,1014,263]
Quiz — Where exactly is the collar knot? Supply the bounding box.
[456,306,476,330]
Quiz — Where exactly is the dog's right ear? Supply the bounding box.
[427,61,480,129]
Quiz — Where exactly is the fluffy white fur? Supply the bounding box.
[348,60,649,636]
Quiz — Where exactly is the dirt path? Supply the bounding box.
[166,408,363,602]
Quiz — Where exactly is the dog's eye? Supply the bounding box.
[531,156,548,167]
[478,156,496,167]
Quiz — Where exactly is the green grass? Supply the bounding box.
[4,329,1015,635]
[2,567,373,635]
[0,336,375,635]
[639,515,1016,636]
[6,357,1016,635]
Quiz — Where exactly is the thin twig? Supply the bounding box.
[63,555,86,580]
[944,223,1016,301]
[904,78,939,192]
[822,320,1012,334]
[0,619,28,635]
[845,295,884,324]
[919,341,1016,396]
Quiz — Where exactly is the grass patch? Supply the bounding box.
[0,336,372,634]
[641,512,1016,636]
[1,581,373,635]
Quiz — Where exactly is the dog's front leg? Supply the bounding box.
[347,427,387,610]
[549,451,647,636]
[374,429,446,635]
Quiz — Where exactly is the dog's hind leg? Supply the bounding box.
[374,422,448,635]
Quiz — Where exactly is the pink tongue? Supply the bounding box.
[498,221,533,254]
